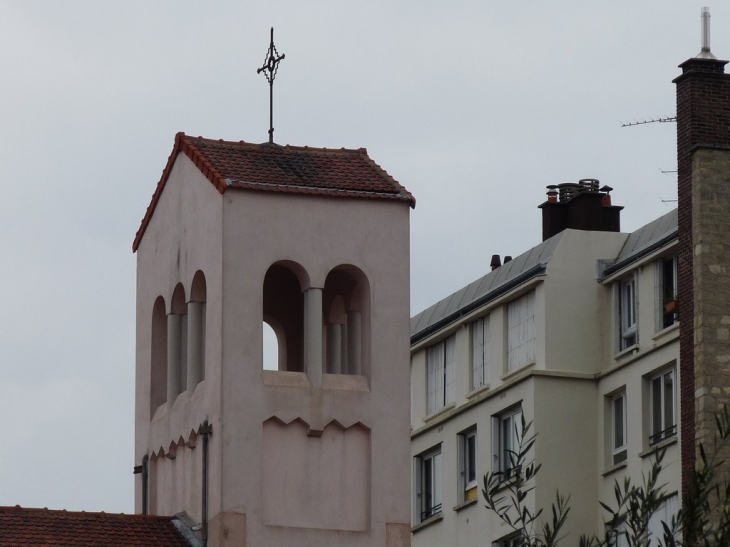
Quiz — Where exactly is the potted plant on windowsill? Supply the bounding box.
[664,294,678,315]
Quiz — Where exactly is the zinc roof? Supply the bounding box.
[410,232,563,342]
[601,208,678,277]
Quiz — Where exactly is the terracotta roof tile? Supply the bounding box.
[133,133,415,251]
[0,506,192,547]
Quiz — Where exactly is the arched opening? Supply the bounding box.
[263,263,305,372]
[323,266,370,376]
[150,296,167,414]
[168,283,187,403]
[187,271,207,389]
[262,320,280,371]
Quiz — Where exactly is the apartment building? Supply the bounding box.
[409,184,680,547]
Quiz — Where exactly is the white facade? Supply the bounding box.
[410,209,680,547]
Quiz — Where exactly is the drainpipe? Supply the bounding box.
[198,421,213,546]
[132,454,149,515]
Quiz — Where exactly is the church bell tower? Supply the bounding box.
[132,132,415,547]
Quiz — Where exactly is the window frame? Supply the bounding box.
[493,405,523,478]
[612,391,627,465]
[507,292,536,372]
[471,316,490,390]
[459,427,478,503]
[415,445,443,522]
[427,335,456,415]
[649,368,676,446]
[618,276,637,351]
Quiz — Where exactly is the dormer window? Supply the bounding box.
[427,335,455,415]
[618,276,637,351]
[507,292,536,372]
[471,316,490,390]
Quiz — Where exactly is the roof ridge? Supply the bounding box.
[179,133,368,156]
[0,505,175,520]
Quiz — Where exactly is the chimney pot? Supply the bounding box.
[504,256,513,263]
[579,178,600,192]
[490,254,501,270]
[546,185,558,203]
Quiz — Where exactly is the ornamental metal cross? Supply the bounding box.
[257,28,285,144]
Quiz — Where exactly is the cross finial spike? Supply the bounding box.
[257,27,285,143]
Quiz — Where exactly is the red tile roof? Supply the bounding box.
[0,506,192,547]
[133,133,416,251]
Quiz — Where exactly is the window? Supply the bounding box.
[507,292,536,372]
[472,316,490,390]
[493,405,523,477]
[612,392,627,465]
[660,257,678,329]
[647,495,678,547]
[459,428,478,503]
[618,277,637,350]
[415,446,442,522]
[493,534,523,547]
[649,369,676,445]
[607,522,628,547]
[263,264,305,372]
[427,335,455,415]
[150,296,168,414]
[323,266,368,375]
[606,494,678,547]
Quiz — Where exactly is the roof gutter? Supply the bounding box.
[410,263,547,345]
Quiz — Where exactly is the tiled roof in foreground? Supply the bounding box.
[0,506,192,547]
[133,133,415,251]
[410,232,563,343]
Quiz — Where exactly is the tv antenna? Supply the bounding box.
[622,8,715,129]
[621,116,676,128]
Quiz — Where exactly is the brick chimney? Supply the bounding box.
[673,7,730,503]
[537,179,623,241]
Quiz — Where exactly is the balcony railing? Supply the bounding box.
[649,424,677,446]
[421,504,442,521]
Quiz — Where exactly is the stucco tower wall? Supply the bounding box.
[218,190,412,547]
[134,153,225,519]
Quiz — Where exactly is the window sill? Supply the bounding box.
[501,361,536,382]
[614,344,639,361]
[411,513,443,533]
[423,402,456,423]
[487,475,521,493]
[263,370,311,387]
[151,402,167,422]
[639,435,677,459]
[601,461,627,477]
[467,384,491,399]
[453,498,479,512]
[652,322,679,345]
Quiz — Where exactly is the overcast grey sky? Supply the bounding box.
[1,1,726,513]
